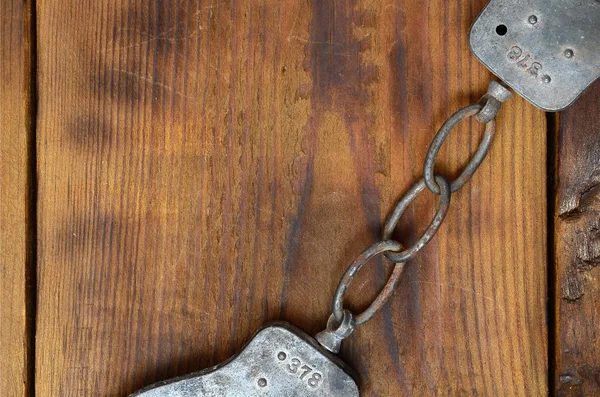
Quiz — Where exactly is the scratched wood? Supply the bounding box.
[35,0,548,395]
[555,81,600,396]
[0,0,35,396]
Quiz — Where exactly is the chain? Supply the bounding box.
[316,81,513,353]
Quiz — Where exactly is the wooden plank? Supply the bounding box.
[36,0,548,395]
[555,81,600,396]
[0,0,35,396]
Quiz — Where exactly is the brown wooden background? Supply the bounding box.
[1,0,598,395]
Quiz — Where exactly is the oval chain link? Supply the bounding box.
[382,176,451,263]
[420,80,511,197]
[332,240,403,325]
[319,81,513,337]
[423,104,496,194]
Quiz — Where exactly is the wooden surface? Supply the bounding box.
[32,0,549,395]
[555,81,600,396]
[0,0,35,396]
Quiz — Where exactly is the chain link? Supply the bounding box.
[423,105,495,194]
[382,176,451,263]
[332,240,403,325]
[321,81,513,338]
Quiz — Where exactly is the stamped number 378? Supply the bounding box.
[506,45,544,80]
[277,351,323,388]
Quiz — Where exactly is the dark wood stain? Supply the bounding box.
[67,114,114,147]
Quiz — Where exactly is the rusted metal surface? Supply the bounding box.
[332,241,403,326]
[383,177,451,263]
[130,323,359,397]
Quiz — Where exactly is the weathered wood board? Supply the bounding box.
[555,81,600,396]
[35,0,548,395]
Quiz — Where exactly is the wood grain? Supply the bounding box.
[0,0,35,396]
[555,81,600,396]
[36,0,548,395]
